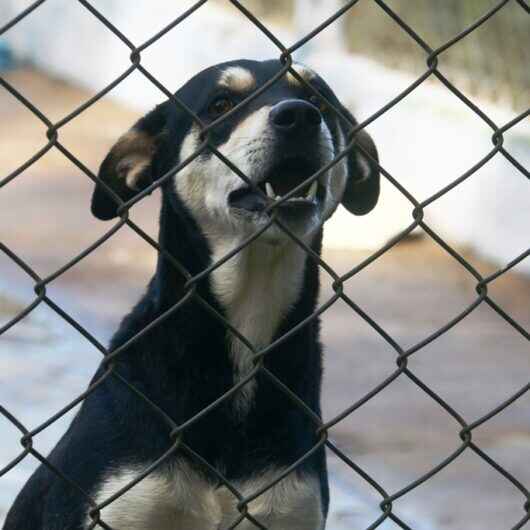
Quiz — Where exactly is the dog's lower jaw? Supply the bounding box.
[228,203,324,249]
[208,235,308,419]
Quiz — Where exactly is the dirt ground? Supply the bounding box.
[1,70,529,529]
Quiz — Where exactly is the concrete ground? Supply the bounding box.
[0,70,529,529]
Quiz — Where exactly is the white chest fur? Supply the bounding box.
[209,238,307,417]
[88,463,324,530]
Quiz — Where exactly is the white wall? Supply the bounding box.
[3,0,529,274]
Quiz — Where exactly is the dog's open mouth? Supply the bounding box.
[228,157,322,216]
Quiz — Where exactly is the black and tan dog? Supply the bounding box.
[4,59,379,530]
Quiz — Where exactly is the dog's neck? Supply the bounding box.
[151,195,319,418]
[208,235,307,417]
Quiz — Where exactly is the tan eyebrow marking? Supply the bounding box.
[218,66,256,91]
[287,63,316,86]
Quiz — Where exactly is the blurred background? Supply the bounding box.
[0,1,529,529]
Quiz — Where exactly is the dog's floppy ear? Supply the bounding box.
[338,106,380,215]
[91,102,170,220]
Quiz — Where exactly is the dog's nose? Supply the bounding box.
[270,100,322,133]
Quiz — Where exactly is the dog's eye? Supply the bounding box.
[309,94,327,113]
[208,97,234,117]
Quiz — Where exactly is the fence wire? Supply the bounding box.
[0,1,529,529]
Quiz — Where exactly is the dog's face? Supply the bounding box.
[92,59,380,245]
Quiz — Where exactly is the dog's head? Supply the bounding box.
[92,59,379,245]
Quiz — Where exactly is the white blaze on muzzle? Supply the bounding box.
[174,105,344,243]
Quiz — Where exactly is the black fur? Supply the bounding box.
[4,59,379,530]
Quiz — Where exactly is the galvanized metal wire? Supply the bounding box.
[0,1,529,529]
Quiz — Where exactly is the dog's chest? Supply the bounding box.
[209,240,306,415]
[89,463,323,530]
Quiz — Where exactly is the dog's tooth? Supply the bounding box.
[265,182,275,199]
[306,181,318,199]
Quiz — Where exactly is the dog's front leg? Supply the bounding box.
[217,473,325,530]
[219,509,325,530]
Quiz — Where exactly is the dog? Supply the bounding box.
[4,59,379,530]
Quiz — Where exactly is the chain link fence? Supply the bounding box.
[0,0,529,529]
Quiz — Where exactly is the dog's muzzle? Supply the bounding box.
[228,100,326,221]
